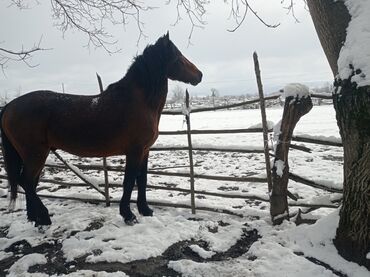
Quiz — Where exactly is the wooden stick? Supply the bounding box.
[51,150,105,196]
[288,202,339,209]
[162,94,280,115]
[253,52,273,193]
[292,135,342,147]
[150,146,265,153]
[147,170,268,183]
[289,172,343,193]
[185,90,196,214]
[289,144,312,153]
[159,128,272,135]
[0,170,267,184]
[0,173,269,202]
[310,93,333,100]
[97,73,111,207]
[147,184,270,201]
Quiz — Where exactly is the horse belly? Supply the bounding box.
[49,129,129,158]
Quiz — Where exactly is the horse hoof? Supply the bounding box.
[124,215,138,226]
[138,206,153,217]
[34,217,52,227]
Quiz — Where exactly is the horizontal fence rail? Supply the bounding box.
[292,135,342,147]
[162,94,280,115]
[159,127,271,135]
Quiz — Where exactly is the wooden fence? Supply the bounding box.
[0,58,342,221]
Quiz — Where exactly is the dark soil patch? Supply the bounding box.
[322,155,343,162]
[217,186,239,191]
[73,228,260,276]
[0,226,8,238]
[1,239,66,276]
[84,218,104,232]
[21,228,259,276]
[218,221,230,227]
[210,229,259,261]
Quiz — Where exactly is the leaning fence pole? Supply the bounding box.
[96,73,111,207]
[253,52,273,193]
[185,89,196,214]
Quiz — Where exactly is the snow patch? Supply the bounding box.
[91,97,99,108]
[189,244,216,259]
[249,120,275,130]
[182,104,191,116]
[295,133,342,144]
[283,83,310,99]
[0,187,8,197]
[274,160,285,177]
[8,253,47,276]
[338,0,370,87]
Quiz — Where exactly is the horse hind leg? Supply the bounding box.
[120,149,145,225]
[20,150,51,226]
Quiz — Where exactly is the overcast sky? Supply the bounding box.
[0,1,333,99]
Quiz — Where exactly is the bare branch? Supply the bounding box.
[281,0,301,23]
[227,0,249,32]
[0,38,50,72]
[50,0,153,53]
[2,0,290,69]
[167,0,207,44]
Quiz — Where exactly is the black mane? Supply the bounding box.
[107,35,172,105]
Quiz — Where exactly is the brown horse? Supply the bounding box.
[0,33,202,226]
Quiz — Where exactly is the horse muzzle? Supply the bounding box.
[191,71,203,86]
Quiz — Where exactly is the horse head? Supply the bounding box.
[158,32,203,86]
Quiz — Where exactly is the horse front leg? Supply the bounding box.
[136,153,153,216]
[120,151,142,225]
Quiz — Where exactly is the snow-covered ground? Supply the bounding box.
[0,105,368,276]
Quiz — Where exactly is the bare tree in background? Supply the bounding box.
[210,87,219,108]
[171,84,185,104]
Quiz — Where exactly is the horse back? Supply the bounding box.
[2,88,162,158]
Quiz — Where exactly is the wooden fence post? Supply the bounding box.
[96,73,111,207]
[270,91,313,225]
[253,52,273,193]
[185,89,196,214]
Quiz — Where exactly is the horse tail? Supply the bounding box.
[0,106,22,202]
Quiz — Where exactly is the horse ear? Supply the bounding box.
[165,31,170,41]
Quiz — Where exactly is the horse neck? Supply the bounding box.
[104,74,168,114]
[152,80,168,114]
[128,68,169,112]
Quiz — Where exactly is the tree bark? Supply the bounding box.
[307,0,370,268]
[307,0,350,75]
[333,80,370,268]
[270,95,312,225]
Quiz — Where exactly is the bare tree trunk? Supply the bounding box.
[270,95,312,225]
[307,0,370,268]
[333,80,370,268]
